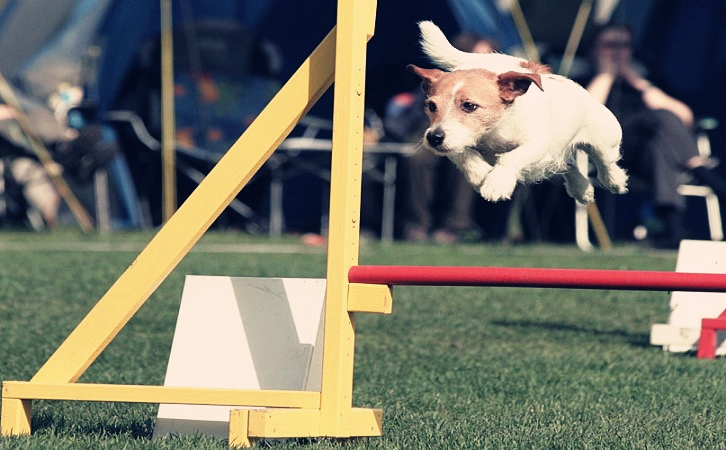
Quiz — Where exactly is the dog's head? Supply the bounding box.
[407,64,543,155]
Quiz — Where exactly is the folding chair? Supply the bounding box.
[676,118,722,241]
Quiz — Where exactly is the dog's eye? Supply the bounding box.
[461,102,478,113]
[426,100,437,113]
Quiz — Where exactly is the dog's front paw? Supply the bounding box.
[479,167,518,202]
[564,172,595,204]
[574,185,595,205]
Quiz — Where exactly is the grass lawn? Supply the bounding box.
[0,230,724,449]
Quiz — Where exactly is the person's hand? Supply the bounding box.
[618,64,650,91]
[594,51,619,76]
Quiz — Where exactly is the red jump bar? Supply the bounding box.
[348,266,726,292]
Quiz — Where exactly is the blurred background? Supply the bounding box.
[0,0,723,244]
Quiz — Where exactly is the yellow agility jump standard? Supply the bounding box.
[2,0,390,446]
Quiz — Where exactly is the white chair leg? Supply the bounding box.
[705,193,723,241]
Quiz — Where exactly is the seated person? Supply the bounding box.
[581,23,726,247]
[0,86,118,228]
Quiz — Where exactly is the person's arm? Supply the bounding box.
[641,86,694,127]
[586,72,616,104]
[620,65,694,126]
[585,49,619,104]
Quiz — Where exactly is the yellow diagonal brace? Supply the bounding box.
[31,27,338,384]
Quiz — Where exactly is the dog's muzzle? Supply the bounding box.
[425,128,445,149]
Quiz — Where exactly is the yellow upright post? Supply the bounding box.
[319,0,377,437]
[0,399,31,436]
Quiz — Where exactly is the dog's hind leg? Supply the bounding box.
[586,144,629,195]
[563,161,595,204]
[581,106,629,195]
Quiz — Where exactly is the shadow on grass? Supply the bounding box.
[31,404,155,440]
[490,319,652,347]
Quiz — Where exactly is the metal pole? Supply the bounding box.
[160,0,176,223]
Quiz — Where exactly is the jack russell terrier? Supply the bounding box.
[408,21,628,204]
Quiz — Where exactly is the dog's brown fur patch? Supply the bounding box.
[519,60,552,74]
[426,69,507,134]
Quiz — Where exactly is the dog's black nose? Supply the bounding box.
[426,129,445,147]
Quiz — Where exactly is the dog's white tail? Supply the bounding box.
[418,21,529,74]
[418,21,468,70]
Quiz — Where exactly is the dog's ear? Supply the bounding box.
[407,64,444,93]
[497,71,543,103]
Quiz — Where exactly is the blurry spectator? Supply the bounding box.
[386,31,497,243]
[582,23,726,248]
[0,0,119,229]
[0,156,59,229]
[0,87,118,228]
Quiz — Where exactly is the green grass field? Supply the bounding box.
[0,231,724,449]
